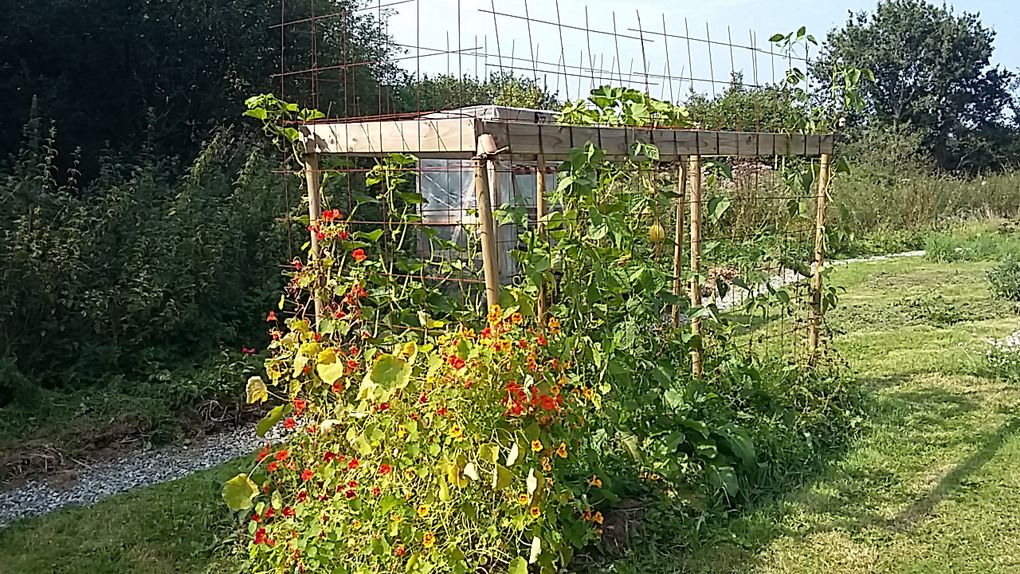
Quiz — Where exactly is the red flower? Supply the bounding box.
[419,392,428,404]
[346,359,359,372]
[301,468,315,482]
[435,406,447,416]
[275,449,288,461]
[293,398,307,414]
[331,381,344,393]
[344,489,357,499]
[538,394,556,412]
[292,258,303,271]
[349,345,360,355]
[448,355,466,370]
[322,209,340,222]
[352,248,367,263]
[372,486,381,497]
[348,458,360,470]
[337,230,350,241]
[266,311,277,322]
[284,417,297,430]
[267,461,279,473]
[348,480,358,488]
[306,424,317,434]
[324,451,337,463]
[379,463,392,475]
[394,545,406,557]
[537,334,548,346]
[254,527,270,545]
[242,347,256,355]
[297,489,308,502]
[376,402,390,412]
[251,512,261,523]
[334,309,347,320]
[282,506,295,518]
[264,507,275,519]
[257,447,271,462]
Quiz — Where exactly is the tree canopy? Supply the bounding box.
[815,0,1018,171]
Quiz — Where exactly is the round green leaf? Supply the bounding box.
[223,474,258,511]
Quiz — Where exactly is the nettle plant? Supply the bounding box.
[226,102,603,574]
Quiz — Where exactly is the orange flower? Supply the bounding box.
[352,248,367,263]
[548,316,560,334]
[593,511,604,525]
[541,458,552,472]
[422,531,436,548]
[588,475,603,488]
[511,312,523,325]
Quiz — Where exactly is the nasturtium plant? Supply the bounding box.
[226,193,605,573]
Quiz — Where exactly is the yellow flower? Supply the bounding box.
[593,511,604,525]
[460,327,476,339]
[352,519,362,529]
[582,387,595,401]
[487,305,502,324]
[555,442,568,459]
[530,439,543,452]
[416,504,430,519]
[588,475,603,488]
[449,426,464,440]
[541,458,552,472]
[422,531,436,548]
[529,506,541,519]
[391,514,403,523]
[511,312,523,325]
[405,468,417,480]
[517,493,530,506]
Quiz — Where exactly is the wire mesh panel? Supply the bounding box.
[275,0,837,368]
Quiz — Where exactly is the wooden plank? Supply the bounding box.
[299,118,476,158]
[482,121,834,158]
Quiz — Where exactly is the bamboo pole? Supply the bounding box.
[536,154,548,323]
[672,158,688,327]
[809,153,831,363]
[474,135,501,310]
[303,153,324,327]
[689,155,704,378]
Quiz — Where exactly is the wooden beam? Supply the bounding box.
[299,118,476,158]
[482,121,834,159]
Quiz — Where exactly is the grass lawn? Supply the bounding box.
[2,256,1019,573]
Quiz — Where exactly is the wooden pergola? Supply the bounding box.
[298,113,834,369]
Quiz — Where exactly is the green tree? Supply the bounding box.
[815,0,1017,171]
[0,0,402,171]
[396,72,559,112]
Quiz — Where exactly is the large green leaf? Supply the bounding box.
[222,474,258,511]
[256,404,288,437]
[508,557,529,574]
[317,361,346,385]
[368,354,411,389]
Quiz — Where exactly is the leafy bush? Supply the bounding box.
[988,256,1020,301]
[905,290,964,326]
[0,115,293,405]
[226,209,601,573]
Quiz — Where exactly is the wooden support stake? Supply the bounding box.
[809,153,831,363]
[474,135,501,310]
[536,154,548,323]
[672,159,688,328]
[689,155,704,378]
[303,153,324,327]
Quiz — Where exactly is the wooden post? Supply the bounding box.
[303,153,324,326]
[809,153,831,363]
[474,135,501,310]
[689,155,704,378]
[536,154,548,323]
[672,159,688,328]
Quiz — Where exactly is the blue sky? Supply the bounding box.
[383,0,1018,100]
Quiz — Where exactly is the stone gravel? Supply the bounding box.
[0,250,927,528]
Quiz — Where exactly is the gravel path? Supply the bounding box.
[0,250,928,528]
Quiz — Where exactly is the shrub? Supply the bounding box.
[988,256,1020,301]
[225,197,601,573]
